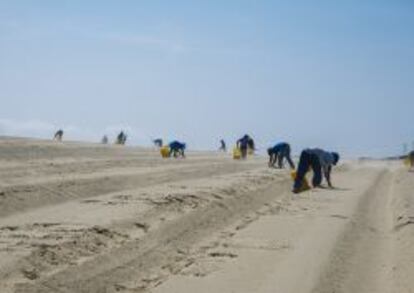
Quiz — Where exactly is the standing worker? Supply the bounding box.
[219,139,227,152]
[116,131,127,145]
[293,148,340,193]
[268,142,295,169]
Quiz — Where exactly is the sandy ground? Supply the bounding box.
[0,138,413,293]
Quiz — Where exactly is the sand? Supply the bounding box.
[0,138,413,293]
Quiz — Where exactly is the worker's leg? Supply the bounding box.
[293,151,311,190]
[311,156,323,187]
[272,154,277,167]
[277,153,284,168]
[241,147,247,159]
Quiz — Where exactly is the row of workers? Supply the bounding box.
[155,134,340,194]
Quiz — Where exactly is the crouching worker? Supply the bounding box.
[293,148,339,193]
[169,141,186,158]
[267,142,295,169]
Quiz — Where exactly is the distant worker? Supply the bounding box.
[54,129,64,141]
[101,135,108,144]
[237,135,255,159]
[116,131,127,145]
[409,151,414,169]
[219,139,226,152]
[153,138,163,148]
[267,142,295,169]
[169,141,186,158]
[293,148,340,193]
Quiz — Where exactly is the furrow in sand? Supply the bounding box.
[0,155,233,182]
[0,160,261,217]
[12,173,292,293]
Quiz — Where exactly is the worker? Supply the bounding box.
[219,139,227,152]
[169,141,186,158]
[153,138,163,148]
[54,129,64,141]
[268,142,295,169]
[409,150,414,169]
[237,135,255,159]
[293,148,340,193]
[116,131,127,145]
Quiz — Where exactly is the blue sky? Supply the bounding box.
[0,0,413,156]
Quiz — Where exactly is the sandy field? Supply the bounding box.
[0,137,413,293]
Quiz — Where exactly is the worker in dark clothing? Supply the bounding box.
[116,131,127,145]
[267,142,295,169]
[169,141,186,158]
[219,139,226,152]
[237,135,254,159]
[293,148,340,193]
[153,138,163,148]
[409,150,414,169]
[54,129,64,141]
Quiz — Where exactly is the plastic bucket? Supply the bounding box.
[291,170,311,192]
[160,146,170,158]
[233,147,242,160]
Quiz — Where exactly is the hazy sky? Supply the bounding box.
[1,0,413,157]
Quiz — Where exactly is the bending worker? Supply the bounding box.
[54,129,64,141]
[268,142,295,169]
[237,135,255,159]
[293,148,340,193]
[169,141,186,158]
[153,138,163,148]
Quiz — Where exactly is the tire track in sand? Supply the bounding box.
[312,169,395,293]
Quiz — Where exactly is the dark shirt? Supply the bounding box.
[169,141,186,150]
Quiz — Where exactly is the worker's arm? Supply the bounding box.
[269,154,276,167]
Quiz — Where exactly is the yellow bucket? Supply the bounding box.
[291,170,311,192]
[160,146,170,158]
[233,147,242,160]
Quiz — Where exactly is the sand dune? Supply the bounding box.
[0,138,413,293]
